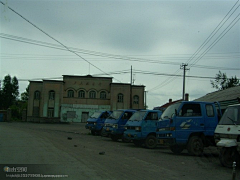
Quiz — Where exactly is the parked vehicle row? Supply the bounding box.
[85,102,240,168]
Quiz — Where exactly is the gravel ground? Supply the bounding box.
[0,122,239,180]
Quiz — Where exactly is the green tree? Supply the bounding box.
[211,71,240,90]
[21,84,29,102]
[0,74,19,109]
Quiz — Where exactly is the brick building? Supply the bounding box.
[27,75,145,123]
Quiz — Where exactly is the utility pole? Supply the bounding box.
[180,63,189,100]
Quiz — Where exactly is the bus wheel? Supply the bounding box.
[187,136,204,156]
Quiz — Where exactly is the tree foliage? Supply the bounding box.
[211,71,240,90]
[21,84,29,102]
[0,74,19,109]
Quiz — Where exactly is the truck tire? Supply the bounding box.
[219,147,239,168]
[170,144,184,154]
[145,135,157,149]
[187,136,204,156]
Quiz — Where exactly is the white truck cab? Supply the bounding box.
[214,104,240,168]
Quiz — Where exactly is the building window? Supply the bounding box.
[100,91,106,99]
[68,90,74,97]
[89,91,96,99]
[49,90,55,100]
[78,90,85,98]
[118,93,123,103]
[48,108,54,117]
[133,95,139,104]
[34,91,40,100]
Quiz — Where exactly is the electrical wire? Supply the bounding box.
[0,1,122,83]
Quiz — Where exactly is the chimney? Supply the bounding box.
[185,93,189,101]
[169,99,172,103]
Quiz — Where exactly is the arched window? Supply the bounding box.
[78,90,85,98]
[118,93,123,103]
[68,90,74,97]
[34,91,40,100]
[100,91,106,99]
[49,90,55,100]
[133,95,139,104]
[89,90,96,99]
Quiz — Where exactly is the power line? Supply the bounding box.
[190,14,240,67]
[149,0,240,92]
[186,0,240,65]
[1,33,239,71]
[0,1,121,83]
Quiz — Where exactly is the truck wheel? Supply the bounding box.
[187,136,204,156]
[145,135,157,149]
[219,147,239,168]
[111,135,119,141]
[170,144,184,154]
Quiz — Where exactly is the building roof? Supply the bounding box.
[194,86,240,102]
[194,86,240,109]
[62,75,113,79]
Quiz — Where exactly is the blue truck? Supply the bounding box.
[157,101,222,156]
[85,111,112,135]
[103,109,137,141]
[124,110,162,148]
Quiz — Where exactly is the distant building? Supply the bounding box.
[27,75,145,123]
[154,93,189,111]
[194,86,240,112]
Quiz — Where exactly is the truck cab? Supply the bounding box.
[214,104,240,168]
[124,110,162,148]
[157,101,221,155]
[85,111,112,135]
[103,109,136,141]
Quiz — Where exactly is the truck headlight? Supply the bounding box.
[135,126,141,131]
[112,124,118,129]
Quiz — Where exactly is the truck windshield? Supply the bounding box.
[129,111,146,121]
[107,110,123,120]
[90,111,102,118]
[219,105,240,125]
[160,103,181,120]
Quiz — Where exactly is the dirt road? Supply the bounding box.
[0,122,238,180]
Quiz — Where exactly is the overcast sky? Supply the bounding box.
[0,0,239,109]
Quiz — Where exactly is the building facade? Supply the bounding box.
[27,75,145,123]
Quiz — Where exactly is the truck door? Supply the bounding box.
[175,103,204,143]
[142,112,159,137]
[204,103,218,136]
